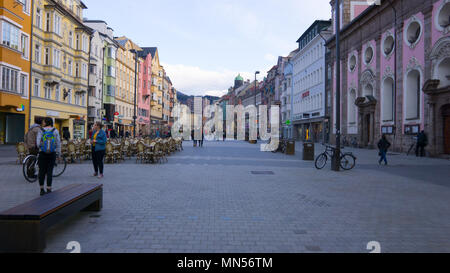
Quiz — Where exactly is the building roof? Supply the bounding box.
[139,47,158,59]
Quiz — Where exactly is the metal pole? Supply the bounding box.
[133,50,138,138]
[28,0,35,129]
[387,0,397,150]
[332,0,341,171]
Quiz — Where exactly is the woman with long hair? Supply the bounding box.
[91,122,107,179]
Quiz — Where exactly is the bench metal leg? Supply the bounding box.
[0,220,45,253]
[82,198,102,212]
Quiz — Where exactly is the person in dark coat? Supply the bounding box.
[191,130,197,147]
[199,128,204,147]
[415,130,428,157]
[62,127,70,141]
[110,129,117,139]
[377,134,391,165]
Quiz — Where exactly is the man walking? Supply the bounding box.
[416,130,428,157]
[377,134,391,166]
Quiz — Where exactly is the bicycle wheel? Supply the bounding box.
[315,153,327,169]
[53,156,67,178]
[340,154,356,170]
[23,155,38,183]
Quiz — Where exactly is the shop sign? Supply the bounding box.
[16,104,25,112]
[302,91,310,98]
[47,110,60,117]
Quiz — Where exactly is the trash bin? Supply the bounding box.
[303,142,315,161]
[286,140,295,155]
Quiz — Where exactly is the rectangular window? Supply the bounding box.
[34,78,40,97]
[55,85,60,101]
[75,63,79,77]
[67,90,72,104]
[44,86,51,99]
[68,60,72,76]
[54,13,61,35]
[53,49,60,68]
[75,93,80,105]
[2,21,20,50]
[20,74,27,96]
[36,8,41,29]
[20,0,29,13]
[76,34,80,50]
[21,34,29,58]
[46,12,51,32]
[35,44,41,63]
[1,66,19,93]
[45,47,50,65]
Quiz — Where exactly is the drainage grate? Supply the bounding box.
[251,171,275,175]
[89,215,101,218]
[305,245,322,252]
[293,230,308,235]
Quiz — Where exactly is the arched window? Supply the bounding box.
[405,70,421,119]
[382,77,394,121]
[363,84,374,97]
[437,58,450,87]
[348,89,357,124]
[437,3,450,29]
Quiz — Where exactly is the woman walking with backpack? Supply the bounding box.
[91,122,107,179]
[36,117,61,196]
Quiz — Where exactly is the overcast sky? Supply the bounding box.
[84,0,331,97]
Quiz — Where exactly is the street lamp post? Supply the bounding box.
[332,0,341,171]
[131,49,140,138]
[255,71,260,141]
[254,71,260,106]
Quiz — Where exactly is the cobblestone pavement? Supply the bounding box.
[0,141,449,253]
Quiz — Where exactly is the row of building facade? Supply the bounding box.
[218,0,450,157]
[0,0,177,144]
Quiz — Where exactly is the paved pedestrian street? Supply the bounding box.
[1,141,449,253]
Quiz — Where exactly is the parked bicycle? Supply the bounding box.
[407,136,418,156]
[23,153,67,183]
[272,139,287,153]
[315,144,356,170]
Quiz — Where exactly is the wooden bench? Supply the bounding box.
[0,184,103,253]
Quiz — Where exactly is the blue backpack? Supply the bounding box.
[40,128,57,154]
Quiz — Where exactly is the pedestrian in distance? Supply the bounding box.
[36,117,61,196]
[24,116,43,156]
[62,127,70,141]
[91,122,107,179]
[377,134,391,166]
[415,130,428,157]
[192,130,197,147]
[199,129,204,147]
[24,117,43,179]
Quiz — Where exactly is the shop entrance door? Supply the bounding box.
[6,114,25,144]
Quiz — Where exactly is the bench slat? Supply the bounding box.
[0,184,103,220]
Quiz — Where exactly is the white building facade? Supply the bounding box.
[292,20,332,141]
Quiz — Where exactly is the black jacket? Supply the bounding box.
[378,138,391,152]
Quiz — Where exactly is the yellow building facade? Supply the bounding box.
[150,49,163,131]
[30,0,91,140]
[114,36,139,136]
[0,0,32,144]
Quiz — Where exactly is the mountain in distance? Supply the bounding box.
[176,91,219,105]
